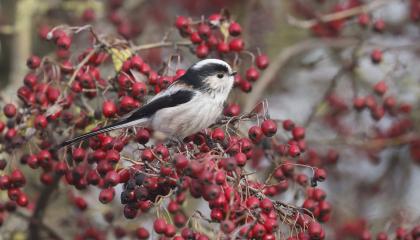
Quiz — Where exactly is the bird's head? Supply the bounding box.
[180,59,236,97]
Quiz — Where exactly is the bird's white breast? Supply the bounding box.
[150,93,223,139]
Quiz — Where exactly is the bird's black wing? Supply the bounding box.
[56,89,195,149]
[125,89,195,121]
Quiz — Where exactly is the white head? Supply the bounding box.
[180,59,236,98]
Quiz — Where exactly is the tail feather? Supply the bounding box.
[56,118,147,149]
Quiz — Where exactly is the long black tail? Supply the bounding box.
[56,119,131,149]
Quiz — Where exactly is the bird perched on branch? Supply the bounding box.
[57,59,237,148]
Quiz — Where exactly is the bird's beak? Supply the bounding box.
[230,71,237,76]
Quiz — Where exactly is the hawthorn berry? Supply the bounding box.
[229,38,244,52]
[371,49,383,64]
[228,21,242,36]
[261,119,277,137]
[26,55,41,69]
[256,54,269,69]
[3,103,17,118]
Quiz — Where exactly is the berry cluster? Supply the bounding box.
[0,8,332,239]
[175,13,269,93]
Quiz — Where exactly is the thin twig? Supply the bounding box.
[132,40,192,51]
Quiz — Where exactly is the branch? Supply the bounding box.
[303,67,347,127]
[28,174,61,240]
[287,0,393,29]
[244,37,360,112]
[14,211,63,240]
[132,40,192,51]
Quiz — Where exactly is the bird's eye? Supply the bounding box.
[217,73,224,79]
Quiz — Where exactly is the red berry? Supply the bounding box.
[383,96,396,109]
[214,170,226,185]
[353,97,366,110]
[228,22,242,36]
[261,119,277,137]
[141,149,155,162]
[371,106,385,121]
[203,184,221,201]
[246,67,259,82]
[229,38,244,52]
[358,13,370,27]
[82,8,96,22]
[164,224,176,237]
[308,222,323,239]
[102,100,117,118]
[26,55,41,69]
[197,23,211,38]
[246,196,260,209]
[376,232,388,240]
[282,119,295,131]
[373,80,388,95]
[175,16,189,29]
[248,126,264,143]
[135,128,150,144]
[136,227,150,239]
[11,169,26,187]
[57,35,72,50]
[173,154,189,170]
[217,41,229,54]
[314,168,327,182]
[292,126,305,140]
[46,87,60,103]
[104,170,120,187]
[240,79,252,93]
[288,144,300,157]
[234,152,247,167]
[23,73,38,88]
[3,103,17,118]
[153,218,167,234]
[211,128,225,141]
[374,19,385,32]
[256,54,269,69]
[371,49,383,64]
[196,44,209,58]
[99,188,115,204]
[190,32,202,44]
[74,197,88,210]
[17,194,28,207]
[223,103,241,117]
[221,220,235,234]
[260,198,273,213]
[34,115,48,129]
[131,82,147,98]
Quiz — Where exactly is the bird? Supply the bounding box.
[57,59,237,149]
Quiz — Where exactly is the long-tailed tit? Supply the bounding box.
[57,59,236,148]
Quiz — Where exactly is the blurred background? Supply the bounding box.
[0,0,420,239]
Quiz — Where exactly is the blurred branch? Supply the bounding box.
[244,37,420,113]
[132,40,192,51]
[14,211,63,240]
[244,37,360,112]
[287,0,393,29]
[307,133,417,150]
[6,0,37,98]
[304,43,361,127]
[0,25,15,35]
[303,67,346,127]
[28,174,61,240]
